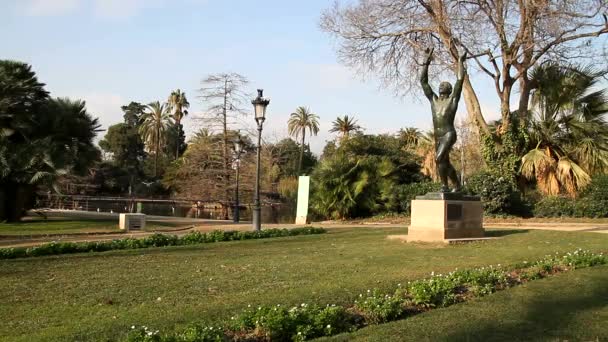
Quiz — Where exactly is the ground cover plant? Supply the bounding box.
[1,227,608,341]
[122,248,606,341]
[0,227,326,259]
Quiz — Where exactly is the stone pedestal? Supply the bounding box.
[407,193,484,243]
[119,213,146,231]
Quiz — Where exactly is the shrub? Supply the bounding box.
[465,170,527,215]
[231,304,355,341]
[561,248,606,268]
[450,267,509,295]
[533,196,575,217]
[0,228,326,259]
[396,182,442,214]
[353,289,404,324]
[407,275,459,307]
[580,174,608,202]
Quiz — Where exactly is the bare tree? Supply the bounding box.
[196,73,251,216]
[321,0,608,135]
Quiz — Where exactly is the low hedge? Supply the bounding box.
[125,248,606,342]
[533,196,608,218]
[0,227,326,260]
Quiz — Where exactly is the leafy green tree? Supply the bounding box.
[121,102,146,127]
[270,138,317,178]
[311,134,424,219]
[167,89,189,159]
[0,60,100,221]
[139,101,173,177]
[165,123,187,160]
[287,106,320,175]
[329,115,362,142]
[99,122,146,172]
[520,63,608,196]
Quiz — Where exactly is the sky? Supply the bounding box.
[1,0,504,154]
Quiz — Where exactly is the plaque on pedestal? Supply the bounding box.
[407,192,484,243]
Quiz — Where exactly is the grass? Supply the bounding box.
[0,227,607,341]
[0,218,184,237]
[323,264,608,341]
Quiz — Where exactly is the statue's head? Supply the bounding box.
[438,82,452,96]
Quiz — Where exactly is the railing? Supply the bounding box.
[35,194,295,222]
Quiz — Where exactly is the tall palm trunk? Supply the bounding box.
[175,117,181,160]
[298,129,306,175]
[155,124,160,177]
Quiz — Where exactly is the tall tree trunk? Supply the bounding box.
[298,129,306,175]
[518,74,532,124]
[499,81,513,134]
[0,182,31,222]
[154,125,159,177]
[222,79,230,220]
[462,76,490,136]
[175,117,181,160]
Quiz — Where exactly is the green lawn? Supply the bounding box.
[323,265,608,341]
[0,218,183,236]
[0,219,121,236]
[0,227,607,341]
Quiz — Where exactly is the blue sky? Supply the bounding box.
[2,0,503,154]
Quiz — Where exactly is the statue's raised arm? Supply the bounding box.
[420,47,436,101]
[451,51,467,102]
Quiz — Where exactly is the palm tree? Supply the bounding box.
[398,127,423,149]
[329,115,362,142]
[167,89,190,159]
[139,101,173,177]
[287,106,320,175]
[520,63,608,196]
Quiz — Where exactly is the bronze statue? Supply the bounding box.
[420,47,467,193]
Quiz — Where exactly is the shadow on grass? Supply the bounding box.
[484,229,529,237]
[444,275,608,341]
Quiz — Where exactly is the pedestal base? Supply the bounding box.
[407,195,484,243]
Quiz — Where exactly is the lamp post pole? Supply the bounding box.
[251,89,270,231]
[233,135,243,223]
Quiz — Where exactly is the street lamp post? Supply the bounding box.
[233,134,243,223]
[251,89,270,231]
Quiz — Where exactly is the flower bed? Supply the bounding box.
[0,227,326,259]
[125,248,606,342]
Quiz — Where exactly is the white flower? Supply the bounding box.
[131,326,135,329]
[431,271,434,276]
[326,324,331,328]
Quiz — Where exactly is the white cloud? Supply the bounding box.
[23,0,80,16]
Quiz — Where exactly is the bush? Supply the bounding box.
[465,170,528,215]
[532,196,575,217]
[580,174,608,202]
[353,289,404,324]
[396,182,442,214]
[406,275,459,307]
[0,228,327,259]
[231,304,355,341]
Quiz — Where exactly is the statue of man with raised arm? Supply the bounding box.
[420,47,467,193]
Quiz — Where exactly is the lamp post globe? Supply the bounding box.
[251,89,269,231]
